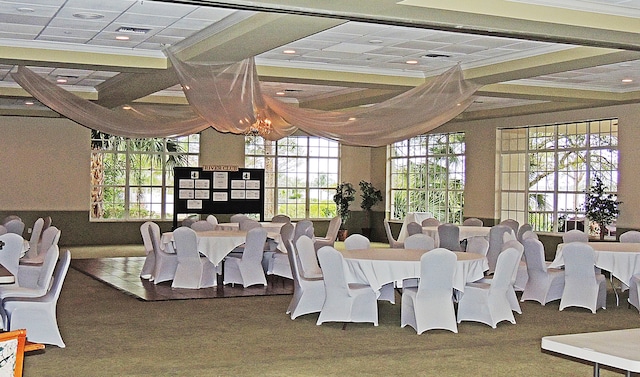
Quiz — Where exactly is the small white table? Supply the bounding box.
[541,328,640,377]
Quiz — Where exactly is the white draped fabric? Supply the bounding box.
[11,48,480,146]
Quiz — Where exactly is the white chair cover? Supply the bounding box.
[517,223,533,242]
[316,246,378,326]
[466,236,489,257]
[559,242,607,313]
[344,234,370,250]
[150,222,178,285]
[438,223,460,251]
[487,225,513,274]
[502,239,524,312]
[462,218,483,227]
[521,230,539,241]
[172,227,217,289]
[296,236,323,279]
[313,216,340,251]
[4,250,71,347]
[206,215,218,228]
[285,237,325,320]
[293,220,314,244]
[224,227,268,287]
[521,238,565,305]
[270,223,295,279]
[562,229,589,243]
[190,220,216,232]
[0,226,6,236]
[26,218,44,259]
[403,234,435,251]
[401,248,457,334]
[1,244,59,301]
[0,233,24,285]
[457,248,520,328]
[499,219,520,235]
[239,219,261,231]
[628,274,640,313]
[271,214,291,223]
[620,231,640,243]
[384,219,403,248]
[3,219,24,236]
[421,218,441,227]
[17,226,61,288]
[139,221,155,280]
[1,215,20,225]
[406,222,423,237]
[230,214,249,223]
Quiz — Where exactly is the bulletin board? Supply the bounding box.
[173,167,265,228]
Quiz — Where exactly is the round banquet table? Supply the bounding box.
[340,248,488,294]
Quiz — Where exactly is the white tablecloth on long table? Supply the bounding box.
[340,248,488,294]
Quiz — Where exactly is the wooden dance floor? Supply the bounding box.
[71,257,294,301]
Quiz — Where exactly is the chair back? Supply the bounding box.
[466,236,489,256]
[181,217,197,228]
[239,219,261,231]
[406,222,423,236]
[562,229,589,243]
[487,225,513,272]
[499,219,520,235]
[294,220,314,243]
[0,233,24,277]
[271,214,291,223]
[421,218,440,227]
[2,215,20,225]
[190,220,215,231]
[317,247,350,296]
[0,329,27,377]
[521,230,538,241]
[206,215,218,227]
[39,226,61,253]
[295,236,322,278]
[28,218,45,256]
[140,221,154,254]
[147,222,163,253]
[462,217,483,227]
[242,227,268,264]
[517,223,533,242]
[344,234,370,250]
[404,233,435,251]
[438,223,460,251]
[501,239,523,253]
[42,249,71,303]
[324,216,341,241]
[0,225,6,235]
[3,219,25,236]
[491,248,521,293]
[280,222,295,243]
[620,230,640,243]
[172,226,200,263]
[36,244,61,291]
[562,242,597,282]
[523,238,547,274]
[417,248,457,297]
[230,214,249,223]
[42,216,52,232]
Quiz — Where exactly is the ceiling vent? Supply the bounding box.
[116,27,151,34]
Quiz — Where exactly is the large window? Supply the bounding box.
[90,131,200,221]
[389,132,466,222]
[245,135,339,219]
[498,118,618,234]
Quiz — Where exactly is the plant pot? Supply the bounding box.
[337,229,348,241]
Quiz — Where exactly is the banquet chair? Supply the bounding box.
[181,216,197,228]
[1,215,20,225]
[230,214,249,223]
[0,233,25,286]
[0,328,27,377]
[628,274,640,313]
[499,219,520,236]
[3,219,25,237]
[620,230,640,243]
[0,225,6,235]
[313,216,340,251]
[562,229,589,243]
[403,233,435,251]
[293,220,314,244]
[286,238,325,320]
[17,226,61,288]
[296,236,323,279]
[190,220,215,232]
[227,219,262,257]
[406,222,423,236]
[462,217,483,227]
[466,236,489,257]
[139,221,155,280]
[521,230,538,241]
[271,214,291,223]
[421,218,441,227]
[401,248,458,334]
[480,239,524,313]
[517,223,533,242]
[316,246,378,327]
[344,234,370,250]
[384,219,404,248]
[224,227,268,287]
[171,226,217,289]
[520,238,565,305]
[269,222,295,280]
[239,219,261,231]
[487,225,513,274]
[206,215,218,228]
[25,218,44,259]
[149,222,178,285]
[438,223,461,251]
[0,244,59,301]
[559,242,606,313]
[457,247,520,328]
[3,250,71,348]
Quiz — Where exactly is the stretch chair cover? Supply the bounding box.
[139,222,156,280]
[1,244,59,301]
[520,238,565,305]
[224,227,268,287]
[562,229,589,243]
[466,236,489,257]
[286,239,325,319]
[172,227,217,289]
[403,234,435,251]
[3,219,24,236]
[499,219,520,236]
[406,222,423,236]
[150,222,178,285]
[438,223,461,251]
[421,218,440,227]
[0,226,5,235]
[26,217,44,259]
[316,246,378,327]
[344,234,370,250]
[559,243,607,313]
[230,214,249,223]
[18,226,61,288]
[620,231,640,243]
[457,248,520,328]
[384,219,403,248]
[270,222,295,279]
[190,220,215,231]
[296,236,323,279]
[0,233,24,286]
[4,250,71,347]
[206,215,218,228]
[271,214,291,223]
[314,216,341,251]
[401,248,458,334]
[462,217,483,227]
[628,274,640,313]
[487,225,513,274]
[502,239,524,313]
[517,224,533,242]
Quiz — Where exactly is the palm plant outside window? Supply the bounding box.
[498,118,618,235]
[245,135,339,219]
[90,130,199,220]
[389,132,466,223]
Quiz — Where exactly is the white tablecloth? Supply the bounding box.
[161,230,283,266]
[421,225,491,247]
[398,212,433,242]
[549,242,640,287]
[340,248,488,294]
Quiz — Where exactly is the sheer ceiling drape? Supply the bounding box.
[12,49,479,146]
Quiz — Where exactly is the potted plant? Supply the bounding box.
[359,180,383,238]
[581,177,622,240]
[333,182,356,240]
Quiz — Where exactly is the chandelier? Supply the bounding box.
[243,114,273,137]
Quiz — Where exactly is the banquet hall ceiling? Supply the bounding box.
[0,0,639,123]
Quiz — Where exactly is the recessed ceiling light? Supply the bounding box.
[622,79,633,83]
[122,105,132,110]
[56,78,67,84]
[73,12,104,19]
[283,49,296,54]
[116,36,130,41]
[275,91,285,96]
[405,60,419,65]
[24,101,34,105]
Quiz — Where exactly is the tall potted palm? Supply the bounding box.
[582,177,622,240]
[359,180,383,238]
[333,182,356,240]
